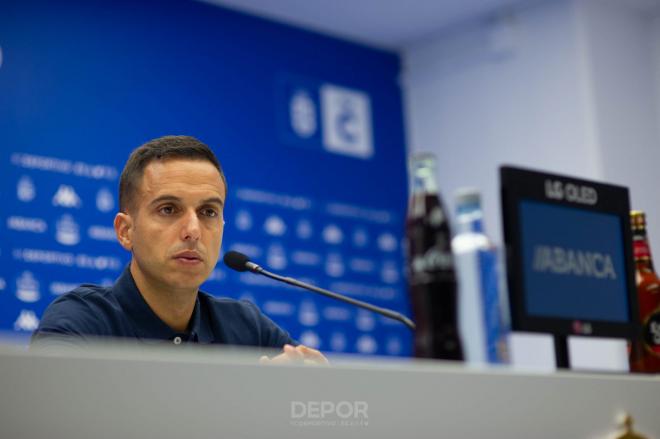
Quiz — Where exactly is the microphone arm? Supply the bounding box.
[247,262,416,331]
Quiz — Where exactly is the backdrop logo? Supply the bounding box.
[266,244,287,270]
[14,310,39,332]
[96,187,115,212]
[299,330,321,348]
[290,401,368,427]
[264,215,286,236]
[279,77,374,160]
[320,84,373,159]
[356,334,378,354]
[55,214,81,246]
[52,184,82,208]
[17,175,36,202]
[325,253,345,277]
[290,90,317,138]
[298,300,319,326]
[235,209,253,231]
[330,332,347,351]
[88,225,116,242]
[16,271,40,303]
[7,216,47,234]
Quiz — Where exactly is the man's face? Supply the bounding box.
[115,158,226,292]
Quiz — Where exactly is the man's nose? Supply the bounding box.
[181,210,201,241]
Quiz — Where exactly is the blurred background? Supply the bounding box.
[2,0,659,360]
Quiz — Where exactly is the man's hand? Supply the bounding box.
[260,344,329,366]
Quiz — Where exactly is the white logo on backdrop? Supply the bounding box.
[320,84,373,159]
[323,306,351,322]
[229,243,262,259]
[49,282,80,296]
[266,244,287,270]
[322,224,343,244]
[55,214,81,246]
[7,216,47,233]
[381,261,400,284]
[295,219,313,239]
[291,250,321,267]
[17,176,36,202]
[263,300,294,317]
[330,332,347,352]
[386,337,403,355]
[14,310,40,332]
[298,300,319,326]
[52,184,81,208]
[356,310,376,331]
[16,271,40,303]
[235,209,253,231]
[377,233,397,252]
[352,228,368,248]
[88,225,116,242]
[356,335,378,354]
[96,187,114,212]
[299,330,321,349]
[290,90,317,138]
[264,215,286,236]
[325,253,345,277]
[349,258,375,274]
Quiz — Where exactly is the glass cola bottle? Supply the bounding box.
[405,153,463,360]
[629,210,660,373]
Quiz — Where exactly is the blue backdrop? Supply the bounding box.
[0,0,411,355]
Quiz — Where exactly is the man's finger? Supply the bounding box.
[296,345,330,365]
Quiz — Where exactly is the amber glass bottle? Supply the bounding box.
[629,211,660,373]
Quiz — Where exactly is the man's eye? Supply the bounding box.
[201,208,218,218]
[159,205,176,215]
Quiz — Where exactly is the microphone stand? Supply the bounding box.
[246,262,416,331]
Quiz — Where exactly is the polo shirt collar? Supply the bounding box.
[112,266,213,343]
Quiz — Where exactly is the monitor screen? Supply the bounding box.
[520,200,629,323]
[500,165,639,338]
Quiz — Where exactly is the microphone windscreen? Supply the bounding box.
[223,250,250,272]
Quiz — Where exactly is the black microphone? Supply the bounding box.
[223,250,416,331]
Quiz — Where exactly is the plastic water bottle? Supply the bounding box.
[452,188,508,364]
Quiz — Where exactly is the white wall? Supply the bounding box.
[403,0,660,249]
[577,0,660,251]
[403,0,598,245]
[402,0,660,370]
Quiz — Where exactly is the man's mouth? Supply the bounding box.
[173,251,203,264]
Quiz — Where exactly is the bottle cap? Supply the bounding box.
[631,210,646,230]
[455,188,481,207]
[408,152,437,171]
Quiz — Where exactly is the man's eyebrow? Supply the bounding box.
[148,195,224,207]
[149,195,181,206]
[200,197,225,207]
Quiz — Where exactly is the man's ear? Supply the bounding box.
[114,212,133,251]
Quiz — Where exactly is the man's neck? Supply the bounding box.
[129,261,197,333]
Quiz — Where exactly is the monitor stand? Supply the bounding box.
[554,334,570,369]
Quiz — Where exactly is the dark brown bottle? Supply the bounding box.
[405,153,463,360]
[629,210,660,373]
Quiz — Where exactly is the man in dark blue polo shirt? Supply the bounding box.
[32,135,327,365]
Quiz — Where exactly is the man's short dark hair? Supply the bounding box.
[119,135,226,213]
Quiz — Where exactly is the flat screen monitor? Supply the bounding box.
[500,166,639,338]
